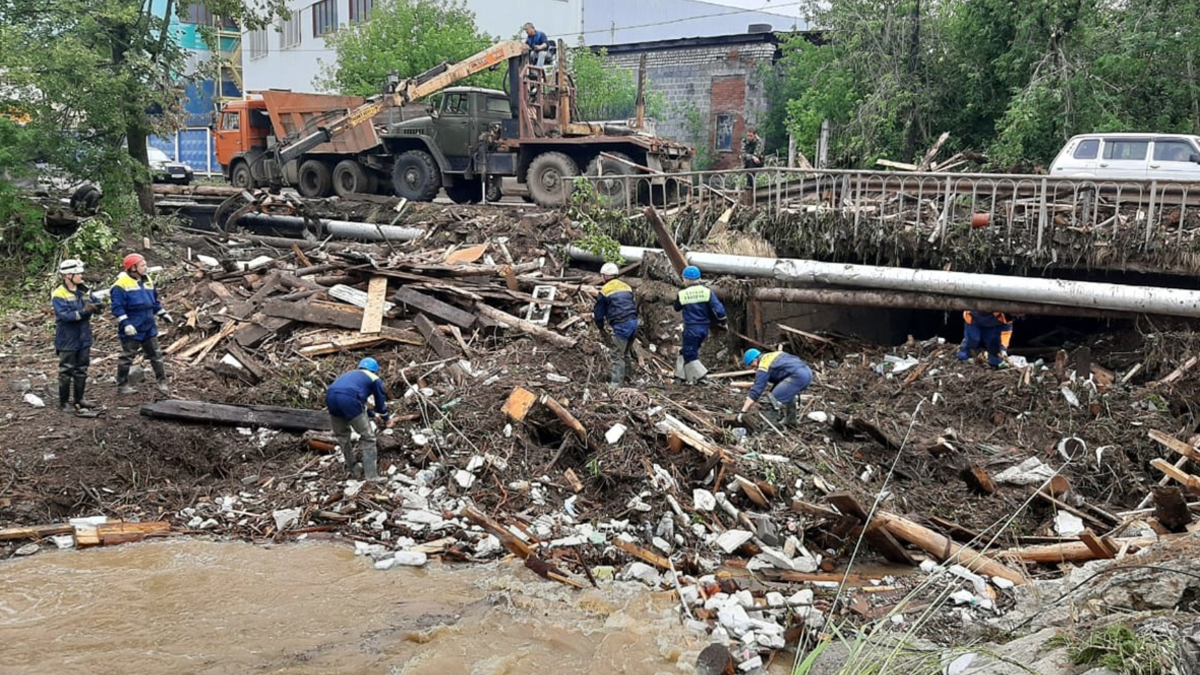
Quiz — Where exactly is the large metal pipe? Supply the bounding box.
[754,287,1145,320]
[237,214,424,243]
[567,245,1200,318]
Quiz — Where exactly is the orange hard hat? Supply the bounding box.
[123,253,145,271]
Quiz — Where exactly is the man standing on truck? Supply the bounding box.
[112,253,173,395]
[524,23,551,67]
[741,127,764,205]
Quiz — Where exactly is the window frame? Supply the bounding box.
[220,112,241,131]
[312,0,338,37]
[714,113,735,152]
[1072,138,1099,160]
[485,97,510,115]
[1153,138,1199,163]
[247,28,269,60]
[182,4,212,25]
[279,16,302,49]
[442,93,470,116]
[1101,139,1149,162]
[349,0,374,24]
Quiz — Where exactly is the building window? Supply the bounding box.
[279,15,302,49]
[714,114,735,151]
[312,0,338,36]
[182,4,212,25]
[248,29,269,60]
[349,0,374,23]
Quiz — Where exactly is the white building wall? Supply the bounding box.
[243,0,583,94]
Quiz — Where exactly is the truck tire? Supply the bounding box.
[230,161,254,189]
[485,176,503,202]
[332,160,372,197]
[297,159,333,198]
[527,151,578,207]
[445,178,482,204]
[585,152,639,207]
[392,150,440,201]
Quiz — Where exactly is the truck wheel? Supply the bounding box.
[527,151,578,207]
[297,159,334,198]
[392,150,440,201]
[585,152,639,207]
[445,178,482,204]
[230,162,254,189]
[332,160,372,197]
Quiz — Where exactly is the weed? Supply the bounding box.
[1063,624,1176,675]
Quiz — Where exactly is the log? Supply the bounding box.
[462,505,534,558]
[871,510,1025,585]
[644,206,689,276]
[1153,486,1194,532]
[1000,536,1161,563]
[916,131,951,171]
[0,523,75,541]
[875,159,919,171]
[826,493,917,565]
[542,395,588,442]
[141,400,332,432]
[392,288,477,329]
[753,287,1148,321]
[474,303,575,348]
[414,313,458,359]
[613,537,672,570]
[1153,355,1199,387]
[152,183,241,197]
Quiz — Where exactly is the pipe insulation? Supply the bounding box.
[237,214,424,243]
[567,245,1200,319]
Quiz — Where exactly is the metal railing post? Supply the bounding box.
[1036,177,1048,255]
[1144,180,1158,248]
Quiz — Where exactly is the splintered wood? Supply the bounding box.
[359,276,389,334]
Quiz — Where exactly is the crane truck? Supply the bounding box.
[213,40,692,207]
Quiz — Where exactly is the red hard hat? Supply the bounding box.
[123,253,145,271]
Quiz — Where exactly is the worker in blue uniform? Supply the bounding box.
[111,253,173,395]
[738,349,813,428]
[593,262,639,386]
[672,265,726,385]
[52,259,102,413]
[958,311,1011,369]
[523,22,551,67]
[326,357,392,480]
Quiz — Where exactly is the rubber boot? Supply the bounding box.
[156,380,170,394]
[362,447,380,482]
[684,360,709,386]
[784,400,799,427]
[341,444,357,476]
[74,377,96,409]
[674,355,686,384]
[58,377,72,413]
[761,405,781,427]
[610,344,626,386]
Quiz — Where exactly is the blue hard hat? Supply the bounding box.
[682,266,701,281]
[358,357,380,373]
[743,349,762,367]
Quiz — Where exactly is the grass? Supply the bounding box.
[1060,624,1176,675]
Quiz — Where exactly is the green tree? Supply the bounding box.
[0,0,287,216]
[571,46,664,122]
[316,0,500,96]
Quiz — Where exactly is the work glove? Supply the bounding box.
[123,324,137,337]
[158,311,174,325]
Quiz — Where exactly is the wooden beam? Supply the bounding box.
[1149,429,1200,462]
[872,509,1025,585]
[501,387,538,421]
[461,505,533,558]
[916,131,951,171]
[414,313,457,359]
[0,523,75,541]
[141,400,332,432]
[644,206,688,276]
[1153,355,1199,387]
[224,341,266,384]
[1152,457,1200,495]
[542,395,588,443]
[392,287,477,329]
[875,159,918,171]
[475,303,575,348]
[613,537,672,569]
[655,414,728,459]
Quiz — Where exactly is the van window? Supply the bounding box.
[1153,139,1197,162]
[1102,140,1148,161]
[1072,139,1099,159]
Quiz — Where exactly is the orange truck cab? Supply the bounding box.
[212,91,386,197]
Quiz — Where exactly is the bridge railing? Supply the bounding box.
[584,167,1199,255]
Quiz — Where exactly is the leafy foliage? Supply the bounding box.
[777,0,1200,168]
[316,0,501,95]
[571,46,664,122]
[0,118,49,269]
[568,177,624,264]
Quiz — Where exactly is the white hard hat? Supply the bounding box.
[600,263,620,276]
[59,259,85,275]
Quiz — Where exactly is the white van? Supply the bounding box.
[1049,133,1200,181]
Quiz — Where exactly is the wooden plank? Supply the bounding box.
[1152,457,1200,494]
[96,521,170,546]
[329,283,396,313]
[872,509,1025,585]
[360,276,388,334]
[414,313,457,359]
[501,387,538,422]
[1078,531,1116,560]
[264,299,365,330]
[461,505,534,558]
[475,303,574,348]
[291,244,312,268]
[864,522,918,566]
[208,281,234,304]
[297,335,387,357]
[140,400,333,432]
[1149,429,1200,462]
[224,342,267,382]
[875,159,919,171]
[392,287,476,329]
[445,244,489,264]
[916,131,951,171]
[778,323,835,345]
[1153,355,1199,387]
[613,537,672,570]
[0,523,75,541]
[233,313,293,349]
[655,414,727,459]
[564,468,583,493]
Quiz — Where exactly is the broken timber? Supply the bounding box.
[392,287,477,329]
[475,303,575,348]
[656,414,728,460]
[141,400,332,432]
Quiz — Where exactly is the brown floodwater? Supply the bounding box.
[0,539,708,675]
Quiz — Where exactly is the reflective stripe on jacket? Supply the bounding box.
[749,352,810,401]
[52,284,99,351]
[963,311,1011,329]
[594,279,638,327]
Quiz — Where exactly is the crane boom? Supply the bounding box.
[275,40,529,167]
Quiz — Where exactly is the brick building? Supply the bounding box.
[600,31,784,170]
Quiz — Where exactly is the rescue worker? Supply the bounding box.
[741,127,764,203]
[958,311,1012,369]
[738,349,813,428]
[111,253,173,394]
[593,262,638,386]
[672,265,726,385]
[523,22,551,67]
[52,259,101,413]
[326,358,392,481]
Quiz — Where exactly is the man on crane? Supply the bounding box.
[523,23,552,67]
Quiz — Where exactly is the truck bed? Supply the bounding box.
[257,90,383,156]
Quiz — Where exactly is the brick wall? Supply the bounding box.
[604,41,776,168]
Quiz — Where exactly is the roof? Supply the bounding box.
[443,86,507,97]
[595,30,788,55]
[1069,132,1200,140]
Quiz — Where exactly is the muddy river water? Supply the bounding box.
[0,539,718,675]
